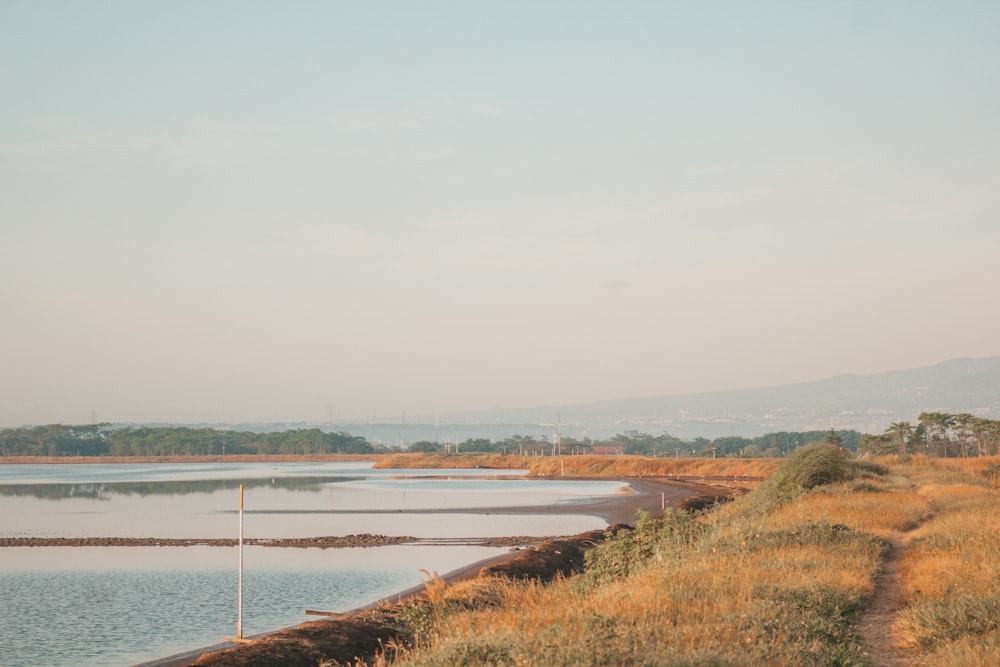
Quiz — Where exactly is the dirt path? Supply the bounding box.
[858,474,937,667]
[858,533,922,667]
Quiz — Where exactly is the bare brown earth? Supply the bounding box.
[139,478,735,667]
[859,535,922,667]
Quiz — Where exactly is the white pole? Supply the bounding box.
[238,483,244,639]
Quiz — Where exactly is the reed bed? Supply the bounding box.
[376,453,782,480]
[526,455,781,480]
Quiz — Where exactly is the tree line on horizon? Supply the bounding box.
[0,424,374,458]
[408,429,862,458]
[2,413,997,459]
[0,423,859,459]
[859,411,1000,457]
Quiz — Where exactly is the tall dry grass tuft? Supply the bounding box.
[418,570,447,605]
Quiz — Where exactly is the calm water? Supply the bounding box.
[0,462,622,666]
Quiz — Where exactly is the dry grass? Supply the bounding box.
[369,551,875,666]
[923,455,1000,476]
[527,455,781,480]
[359,472,889,665]
[308,453,1000,666]
[761,486,932,536]
[920,631,1000,667]
[883,461,1000,655]
[375,452,782,480]
[743,542,881,596]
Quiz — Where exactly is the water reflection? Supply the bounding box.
[0,463,621,540]
[0,476,361,501]
[1,544,510,667]
[0,463,623,667]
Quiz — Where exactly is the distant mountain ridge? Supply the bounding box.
[431,356,1000,439]
[97,356,1000,443]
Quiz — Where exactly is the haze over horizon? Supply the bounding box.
[3,3,998,427]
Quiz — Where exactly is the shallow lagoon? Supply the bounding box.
[0,462,622,666]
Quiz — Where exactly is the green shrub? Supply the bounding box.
[583,509,700,582]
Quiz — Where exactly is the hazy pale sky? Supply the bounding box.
[2,2,998,426]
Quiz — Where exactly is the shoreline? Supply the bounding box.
[136,477,736,667]
[135,548,526,667]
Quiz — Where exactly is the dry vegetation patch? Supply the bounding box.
[744,543,880,596]
[361,450,891,666]
[187,452,1000,666]
[762,488,933,536]
[375,453,781,481]
[885,462,1000,663]
[525,455,781,480]
[364,449,1000,666]
[345,454,1000,667]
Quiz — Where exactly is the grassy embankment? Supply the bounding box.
[339,450,1000,666]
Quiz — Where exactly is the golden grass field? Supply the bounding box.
[349,452,1000,666]
[375,452,782,480]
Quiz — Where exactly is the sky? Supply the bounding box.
[2,2,999,426]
